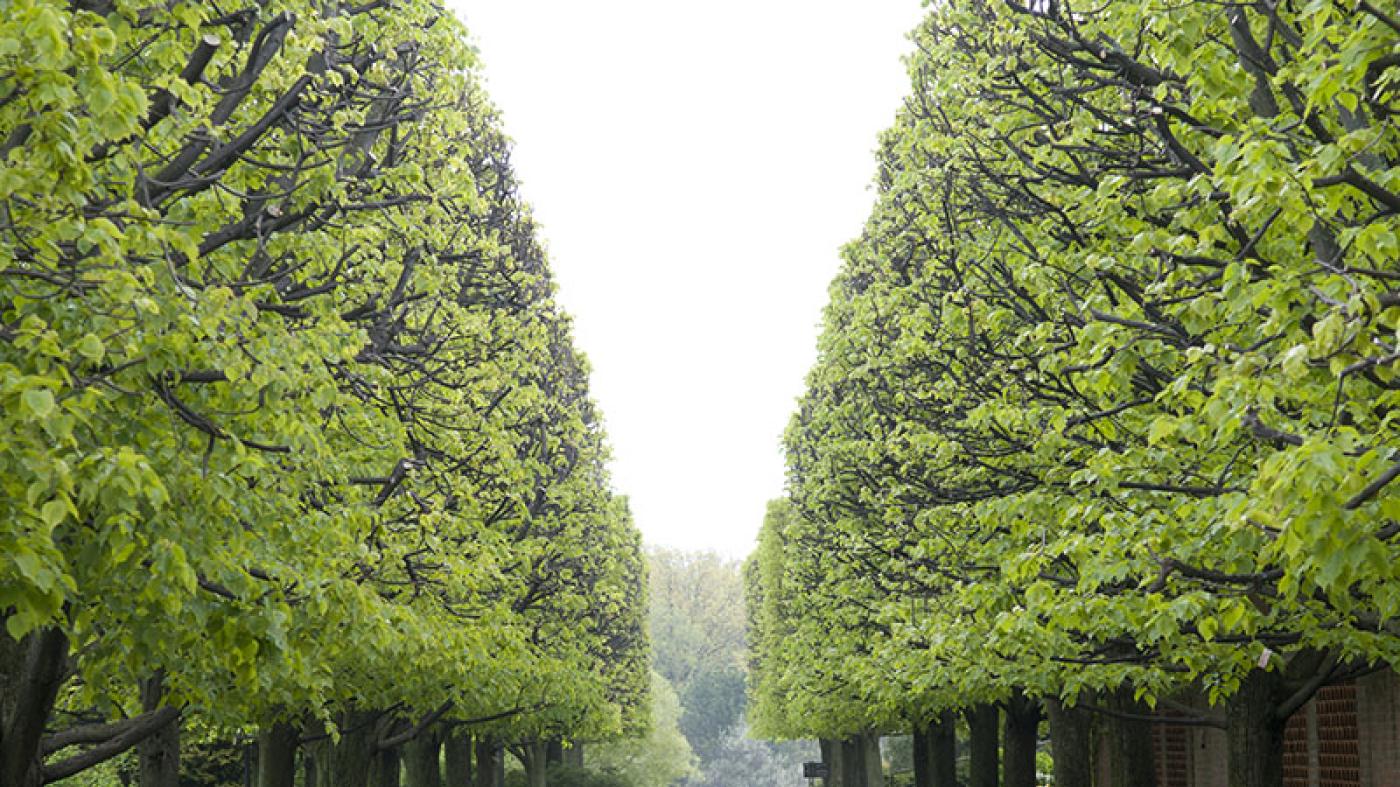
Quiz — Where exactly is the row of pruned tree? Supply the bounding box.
[747,1,1398,786]
[1,2,647,787]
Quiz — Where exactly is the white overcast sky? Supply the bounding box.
[447,2,925,558]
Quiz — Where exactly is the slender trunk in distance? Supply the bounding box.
[562,742,582,768]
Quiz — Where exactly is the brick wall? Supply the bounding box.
[1314,683,1360,787]
[1283,701,1312,787]
[1151,678,1384,787]
[1153,719,1191,787]
[1261,683,1362,787]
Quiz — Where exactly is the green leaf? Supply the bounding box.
[77,334,104,362]
[41,499,67,529]
[13,548,43,583]
[1198,616,1218,641]
[22,388,55,418]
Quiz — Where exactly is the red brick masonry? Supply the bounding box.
[1148,670,1400,787]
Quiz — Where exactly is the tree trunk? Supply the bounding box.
[372,745,401,787]
[403,730,441,787]
[913,714,956,787]
[302,739,320,784]
[821,738,843,787]
[521,741,547,787]
[930,712,957,787]
[256,722,298,787]
[562,742,581,768]
[1,627,68,787]
[139,675,180,787]
[302,742,320,787]
[316,713,375,787]
[1105,687,1156,787]
[244,739,256,787]
[913,723,932,787]
[966,703,1000,787]
[840,737,864,787]
[863,733,883,787]
[1046,697,1093,787]
[1227,669,1286,787]
[1003,691,1041,787]
[473,739,500,787]
[136,714,179,787]
[443,733,471,787]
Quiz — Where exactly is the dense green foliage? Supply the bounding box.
[749,0,1398,783]
[0,1,647,784]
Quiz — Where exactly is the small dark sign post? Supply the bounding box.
[802,761,830,783]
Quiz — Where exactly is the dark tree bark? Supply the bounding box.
[930,712,957,787]
[442,733,471,787]
[138,675,180,787]
[402,730,440,787]
[840,737,865,787]
[42,708,181,784]
[1227,669,1286,787]
[912,723,932,787]
[244,739,256,787]
[315,713,374,787]
[1105,688,1156,787]
[1003,691,1041,787]
[372,745,401,787]
[0,627,67,787]
[472,739,501,787]
[967,704,1000,787]
[820,738,843,787]
[863,733,883,787]
[1046,698,1093,787]
[520,741,546,787]
[256,722,298,787]
[914,712,957,787]
[302,739,319,787]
